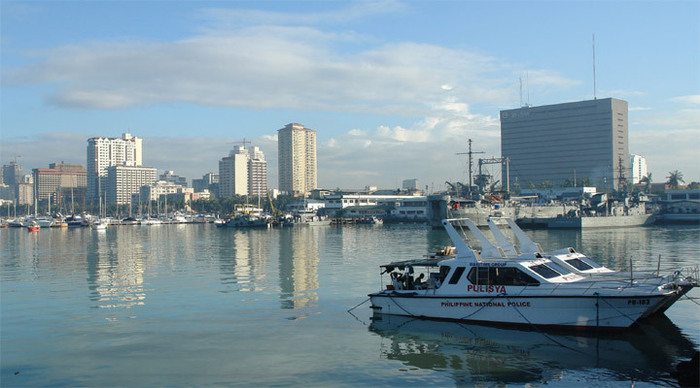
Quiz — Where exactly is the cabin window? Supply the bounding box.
[529,264,562,279]
[448,267,466,284]
[565,258,594,271]
[467,267,540,286]
[438,266,451,284]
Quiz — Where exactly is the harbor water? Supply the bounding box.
[1,224,698,386]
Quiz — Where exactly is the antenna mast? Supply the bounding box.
[592,33,597,100]
[456,139,485,195]
[519,76,523,107]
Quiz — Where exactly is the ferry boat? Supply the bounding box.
[368,217,697,329]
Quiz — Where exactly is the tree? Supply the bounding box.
[666,170,685,189]
[639,173,652,192]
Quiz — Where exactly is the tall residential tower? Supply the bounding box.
[87,133,143,204]
[278,123,317,197]
[218,144,268,198]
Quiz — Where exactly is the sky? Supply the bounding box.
[1,0,699,190]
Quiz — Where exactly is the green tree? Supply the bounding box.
[639,173,652,192]
[666,170,685,189]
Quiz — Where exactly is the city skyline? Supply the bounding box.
[1,1,698,188]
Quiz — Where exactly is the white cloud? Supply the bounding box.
[4,24,576,118]
[671,95,700,105]
[198,0,406,28]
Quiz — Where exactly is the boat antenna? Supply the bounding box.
[592,33,597,100]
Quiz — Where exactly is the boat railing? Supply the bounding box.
[511,277,674,297]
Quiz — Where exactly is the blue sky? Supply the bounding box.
[1,0,698,189]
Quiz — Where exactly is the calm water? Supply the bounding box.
[1,223,698,386]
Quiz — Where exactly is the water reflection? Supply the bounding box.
[279,227,322,309]
[86,228,146,309]
[369,314,696,385]
[217,229,271,292]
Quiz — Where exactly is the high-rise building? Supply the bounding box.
[218,146,249,198]
[630,154,648,184]
[32,163,87,205]
[248,146,268,197]
[17,175,33,207]
[2,162,21,187]
[106,165,157,206]
[2,161,22,202]
[500,98,629,191]
[278,123,317,196]
[159,170,188,187]
[87,133,143,204]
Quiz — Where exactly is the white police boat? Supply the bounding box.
[368,218,697,329]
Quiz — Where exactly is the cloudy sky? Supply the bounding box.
[1,1,698,189]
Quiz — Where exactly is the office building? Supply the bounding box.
[87,133,143,204]
[500,98,629,191]
[630,154,648,184]
[278,123,317,196]
[32,163,87,204]
[248,146,268,197]
[106,165,157,206]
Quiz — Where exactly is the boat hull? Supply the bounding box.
[369,292,669,329]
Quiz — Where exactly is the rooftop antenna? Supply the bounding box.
[519,76,524,107]
[592,33,597,100]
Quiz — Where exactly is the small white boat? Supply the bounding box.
[90,219,109,230]
[369,217,697,329]
[141,217,163,225]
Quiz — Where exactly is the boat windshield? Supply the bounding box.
[565,258,594,271]
[529,264,562,279]
[467,266,540,286]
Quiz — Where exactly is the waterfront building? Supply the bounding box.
[218,146,249,198]
[278,123,317,197]
[159,170,188,187]
[138,180,184,202]
[192,172,219,194]
[630,154,648,184]
[500,98,629,191]
[87,133,143,204]
[322,193,428,220]
[32,163,87,205]
[248,146,268,198]
[106,165,157,206]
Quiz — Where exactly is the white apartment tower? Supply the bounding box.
[219,146,250,198]
[278,123,317,197]
[248,146,268,197]
[630,154,648,184]
[87,133,143,204]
